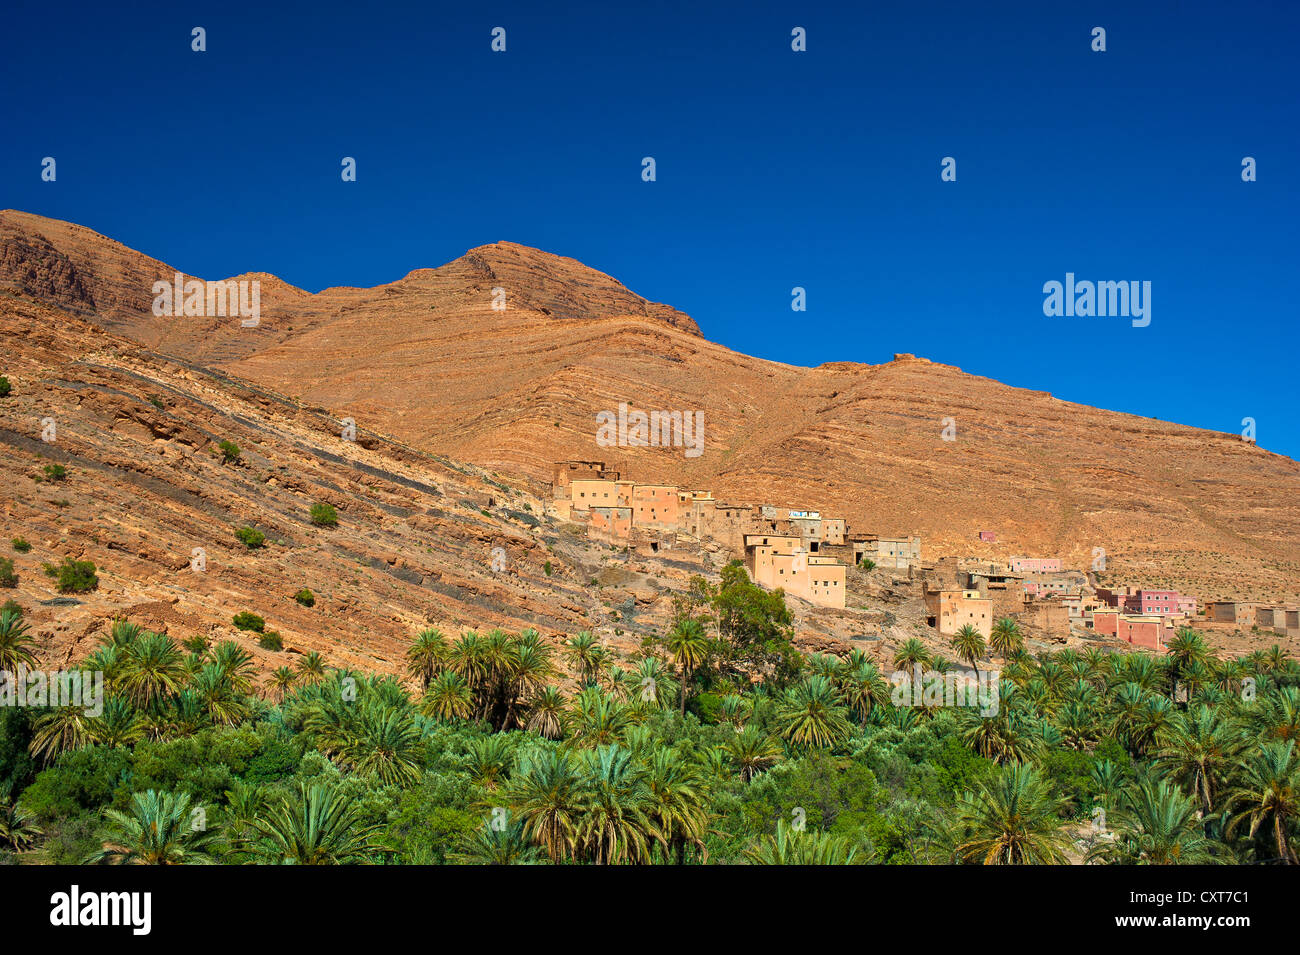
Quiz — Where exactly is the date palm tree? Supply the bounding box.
[776,676,852,749]
[246,782,388,864]
[563,631,602,687]
[507,748,582,863]
[575,744,655,865]
[951,625,987,682]
[989,618,1022,663]
[0,782,41,852]
[525,685,567,740]
[892,638,930,671]
[644,747,710,863]
[1250,686,1300,744]
[1225,739,1300,864]
[119,631,187,711]
[0,609,35,674]
[29,705,94,762]
[268,665,296,702]
[296,650,328,686]
[405,627,447,690]
[503,639,554,729]
[454,815,539,864]
[571,687,630,748]
[727,725,781,782]
[948,764,1071,864]
[420,670,474,722]
[85,789,216,864]
[190,662,249,726]
[665,618,710,716]
[1089,777,1220,864]
[1154,704,1241,815]
[210,640,256,695]
[90,697,148,748]
[840,660,890,726]
[745,819,865,865]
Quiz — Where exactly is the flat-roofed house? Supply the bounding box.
[924,589,993,638]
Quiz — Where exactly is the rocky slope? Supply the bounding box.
[3,209,1297,608]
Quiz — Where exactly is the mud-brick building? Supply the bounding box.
[1204,601,1256,626]
[1009,557,1062,574]
[1023,600,1071,639]
[683,499,754,550]
[588,506,633,544]
[848,535,922,570]
[924,589,993,638]
[745,536,847,609]
[1257,607,1300,636]
[630,484,679,528]
[1092,610,1170,652]
[553,461,621,499]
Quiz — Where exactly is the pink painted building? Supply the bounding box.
[1092,610,1170,652]
[1124,590,1194,618]
[978,531,996,542]
[1010,557,1062,574]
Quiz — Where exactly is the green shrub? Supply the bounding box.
[147,394,164,410]
[0,558,16,588]
[294,588,316,607]
[544,561,553,577]
[183,634,209,654]
[232,611,265,633]
[309,502,338,527]
[11,538,31,553]
[42,558,98,593]
[235,526,266,549]
[0,599,22,617]
[0,376,10,398]
[257,630,283,651]
[42,464,67,482]
[217,439,241,463]
[858,557,876,572]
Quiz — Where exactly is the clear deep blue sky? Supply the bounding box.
[3,1,1297,457]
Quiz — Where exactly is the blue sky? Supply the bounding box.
[3,0,1297,457]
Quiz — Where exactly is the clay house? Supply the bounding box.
[1009,557,1062,574]
[855,535,923,570]
[553,460,621,499]
[747,540,847,609]
[587,506,633,544]
[1204,601,1257,626]
[1256,607,1300,636]
[924,589,993,638]
[1021,571,1084,597]
[963,565,1021,593]
[743,534,805,572]
[684,499,754,549]
[1092,610,1170,652]
[631,484,680,528]
[677,489,714,507]
[1125,590,1195,618]
[821,518,847,546]
[1023,600,1072,639]
[978,530,997,542]
[569,478,621,511]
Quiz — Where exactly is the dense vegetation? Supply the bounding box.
[0,566,1297,865]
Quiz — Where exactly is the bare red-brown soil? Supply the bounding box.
[1,209,1296,675]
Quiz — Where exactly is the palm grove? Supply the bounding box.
[1,561,1298,864]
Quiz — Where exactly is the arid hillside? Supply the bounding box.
[3,209,1297,605]
[0,291,764,678]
